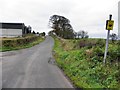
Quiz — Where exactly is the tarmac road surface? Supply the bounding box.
[1,36,73,88]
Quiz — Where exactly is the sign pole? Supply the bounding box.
[103,15,112,64]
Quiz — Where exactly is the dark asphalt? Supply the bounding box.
[1,36,73,88]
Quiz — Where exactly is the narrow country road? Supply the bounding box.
[1,36,73,88]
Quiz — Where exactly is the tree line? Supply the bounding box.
[48,14,118,40]
[48,15,89,39]
[23,25,46,37]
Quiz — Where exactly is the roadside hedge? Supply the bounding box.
[2,36,40,47]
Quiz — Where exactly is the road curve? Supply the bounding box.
[2,36,73,88]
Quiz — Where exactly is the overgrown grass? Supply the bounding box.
[0,36,45,52]
[53,36,120,88]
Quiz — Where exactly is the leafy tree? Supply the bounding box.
[42,32,46,36]
[85,35,89,38]
[36,32,39,34]
[39,32,46,36]
[32,31,36,34]
[48,15,74,39]
[24,25,32,34]
[48,30,55,36]
[28,25,32,33]
[74,32,78,39]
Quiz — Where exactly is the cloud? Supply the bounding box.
[0,0,119,38]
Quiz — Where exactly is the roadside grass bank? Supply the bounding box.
[0,35,45,52]
[53,36,120,88]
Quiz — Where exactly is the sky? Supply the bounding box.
[119,1,120,38]
[0,0,119,38]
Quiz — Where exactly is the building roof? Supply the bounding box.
[0,22,25,29]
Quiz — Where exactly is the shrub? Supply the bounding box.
[85,49,94,58]
[96,39,105,47]
[94,47,104,57]
[2,36,39,47]
[1,36,44,52]
[53,37,120,88]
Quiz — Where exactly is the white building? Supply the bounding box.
[0,22,30,37]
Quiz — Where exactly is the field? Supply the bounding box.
[0,35,45,52]
[53,36,120,88]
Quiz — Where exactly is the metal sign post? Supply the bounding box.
[103,15,114,64]
[103,30,110,64]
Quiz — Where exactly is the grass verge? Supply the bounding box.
[53,36,120,88]
[0,36,45,52]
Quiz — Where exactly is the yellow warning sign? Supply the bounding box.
[106,20,114,30]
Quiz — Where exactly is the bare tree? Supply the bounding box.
[110,33,118,42]
[77,30,89,39]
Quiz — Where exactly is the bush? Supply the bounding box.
[94,47,104,57]
[1,36,44,51]
[96,39,105,47]
[2,36,39,47]
[53,37,120,88]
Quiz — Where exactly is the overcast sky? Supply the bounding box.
[0,0,119,38]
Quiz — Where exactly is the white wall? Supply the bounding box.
[0,29,22,37]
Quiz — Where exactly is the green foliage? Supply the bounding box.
[53,37,120,88]
[73,38,105,49]
[32,31,36,34]
[40,32,46,36]
[49,15,75,39]
[1,36,45,52]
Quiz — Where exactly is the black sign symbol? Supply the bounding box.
[109,25,112,27]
